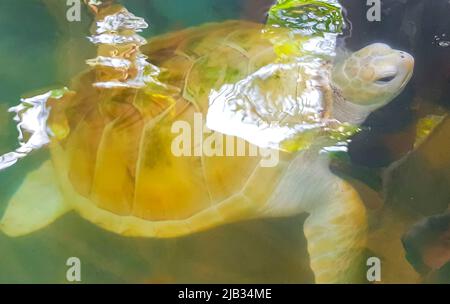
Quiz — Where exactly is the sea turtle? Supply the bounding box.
[0,2,414,283]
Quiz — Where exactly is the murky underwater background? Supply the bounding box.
[0,0,448,283]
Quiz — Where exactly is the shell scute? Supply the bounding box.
[54,20,310,226]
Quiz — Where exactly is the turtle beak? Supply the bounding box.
[402,52,415,72]
[397,51,414,88]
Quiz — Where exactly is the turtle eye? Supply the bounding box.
[376,75,396,84]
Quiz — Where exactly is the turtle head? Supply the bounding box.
[331,43,414,124]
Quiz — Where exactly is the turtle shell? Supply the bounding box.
[46,20,327,236]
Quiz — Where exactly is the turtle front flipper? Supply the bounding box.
[261,152,368,283]
[304,179,367,283]
[1,160,70,237]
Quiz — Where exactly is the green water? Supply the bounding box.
[0,0,448,283]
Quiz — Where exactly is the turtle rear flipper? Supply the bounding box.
[1,160,70,237]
